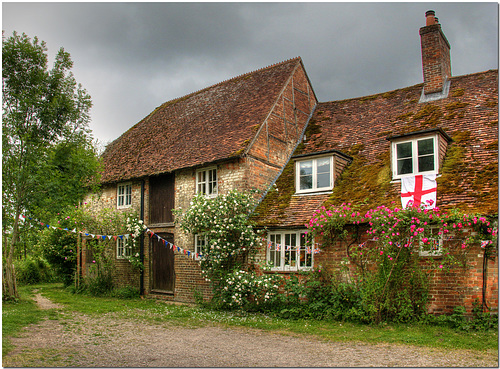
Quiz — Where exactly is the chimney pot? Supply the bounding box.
[425,10,436,26]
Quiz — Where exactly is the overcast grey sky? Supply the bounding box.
[3,2,498,145]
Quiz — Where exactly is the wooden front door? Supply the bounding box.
[151,233,175,293]
[149,173,175,224]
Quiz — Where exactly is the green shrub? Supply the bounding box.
[14,256,55,285]
[39,229,77,286]
[80,264,114,296]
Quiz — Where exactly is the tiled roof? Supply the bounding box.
[253,70,498,227]
[101,57,304,183]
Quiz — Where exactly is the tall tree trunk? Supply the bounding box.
[3,209,20,299]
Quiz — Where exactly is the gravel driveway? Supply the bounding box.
[3,295,498,367]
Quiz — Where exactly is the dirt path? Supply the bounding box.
[3,295,498,367]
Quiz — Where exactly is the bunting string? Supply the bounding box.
[21,215,202,261]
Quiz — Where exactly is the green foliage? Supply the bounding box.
[39,228,77,286]
[217,269,283,310]
[422,302,498,332]
[2,31,96,298]
[14,256,55,285]
[80,261,115,296]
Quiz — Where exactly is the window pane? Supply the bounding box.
[284,234,291,266]
[270,234,281,267]
[317,173,330,188]
[396,142,412,159]
[316,158,331,189]
[300,161,313,189]
[300,175,313,190]
[125,185,132,205]
[316,158,330,173]
[299,161,312,175]
[397,158,413,175]
[418,155,434,172]
[418,138,434,156]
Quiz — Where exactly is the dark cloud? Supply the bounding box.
[3,2,498,144]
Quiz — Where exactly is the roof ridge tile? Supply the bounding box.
[157,57,302,108]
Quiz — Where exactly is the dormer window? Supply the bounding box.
[389,129,452,180]
[293,150,352,195]
[296,156,333,193]
[395,137,437,176]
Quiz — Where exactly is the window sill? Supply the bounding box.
[263,268,312,274]
[117,205,132,210]
[391,173,441,183]
[293,191,332,196]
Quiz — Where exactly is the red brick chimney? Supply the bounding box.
[419,10,451,96]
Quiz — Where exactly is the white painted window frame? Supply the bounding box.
[391,134,439,180]
[419,226,444,257]
[196,167,218,198]
[117,182,132,209]
[116,237,132,259]
[266,230,313,271]
[295,155,334,194]
[194,234,207,259]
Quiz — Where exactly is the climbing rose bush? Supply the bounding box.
[307,201,497,264]
[305,202,497,323]
[174,190,263,293]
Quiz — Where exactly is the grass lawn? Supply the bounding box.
[3,283,498,357]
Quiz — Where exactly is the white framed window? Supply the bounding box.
[295,156,333,194]
[117,182,132,209]
[267,230,313,271]
[196,167,217,197]
[391,135,438,180]
[419,226,443,256]
[194,234,207,259]
[117,237,132,259]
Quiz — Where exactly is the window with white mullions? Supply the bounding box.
[296,156,333,193]
[392,136,438,179]
[196,167,217,197]
[194,234,207,259]
[116,237,132,259]
[117,182,132,208]
[419,226,443,256]
[267,230,313,271]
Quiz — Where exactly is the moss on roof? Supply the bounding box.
[255,70,498,227]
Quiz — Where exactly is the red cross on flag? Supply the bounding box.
[401,174,437,209]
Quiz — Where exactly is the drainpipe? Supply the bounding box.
[140,179,145,295]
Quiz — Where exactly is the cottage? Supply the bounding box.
[80,57,317,301]
[81,10,497,313]
[253,10,498,314]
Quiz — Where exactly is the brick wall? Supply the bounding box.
[255,225,498,316]
[81,181,144,291]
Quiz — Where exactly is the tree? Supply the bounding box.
[2,31,95,299]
